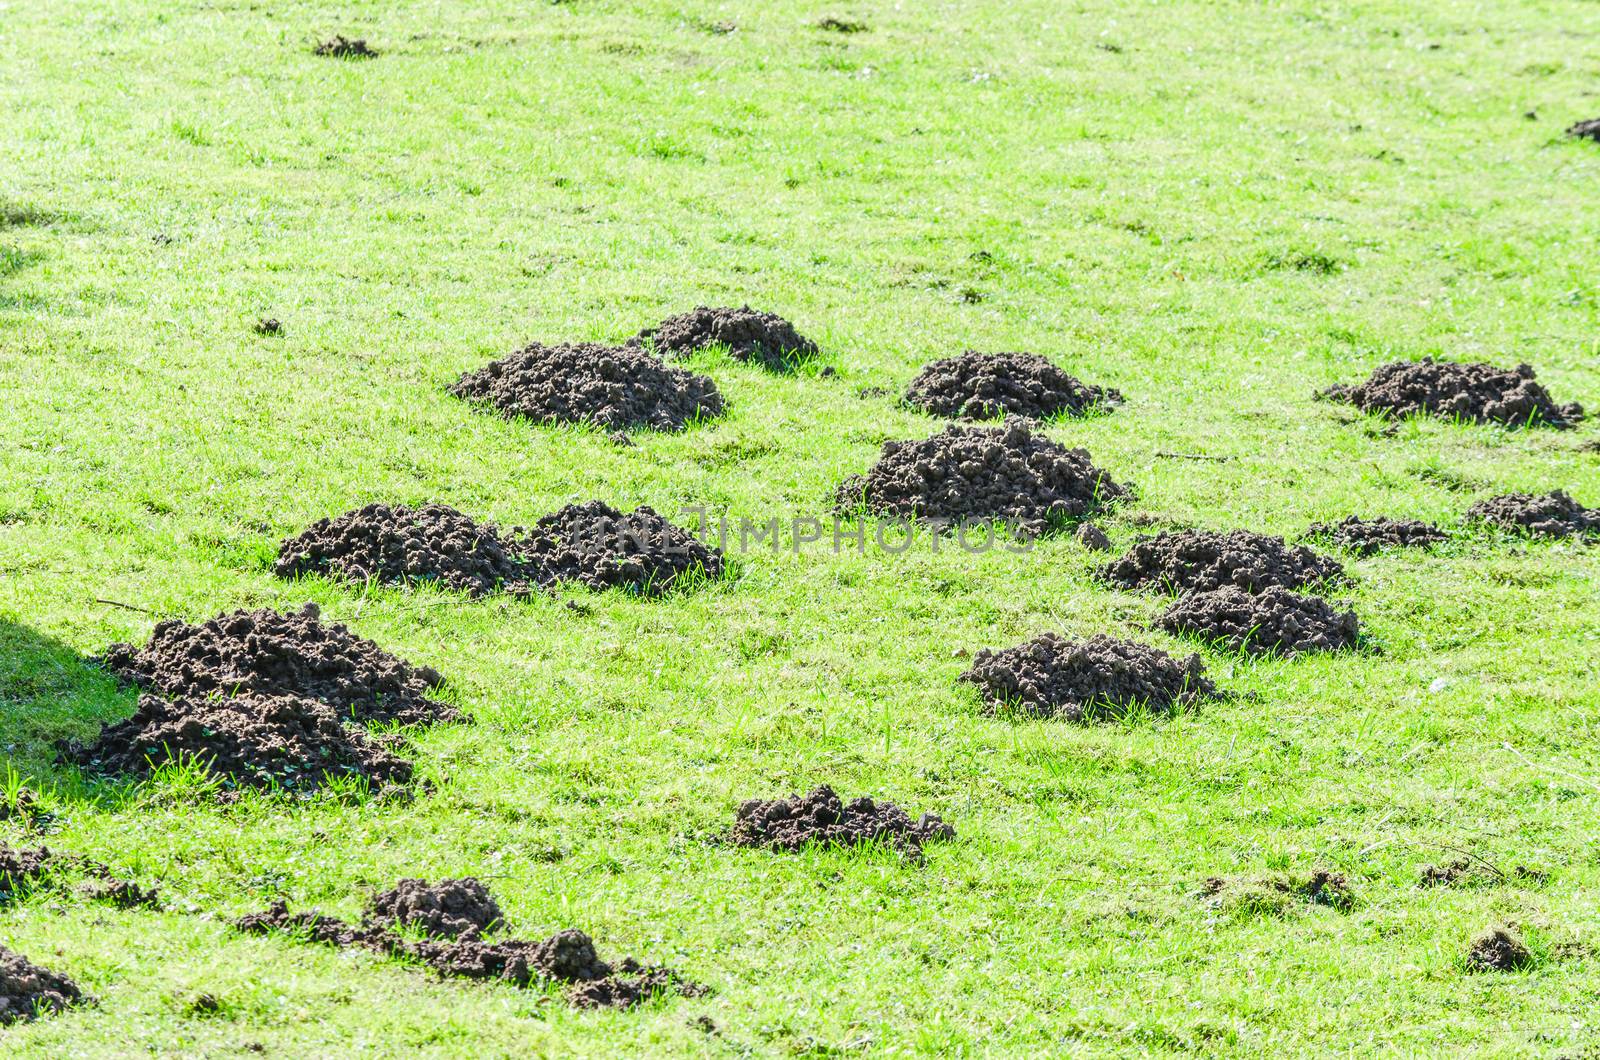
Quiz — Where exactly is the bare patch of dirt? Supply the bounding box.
[1319,359,1583,429]
[1568,117,1600,141]
[631,305,818,371]
[1099,529,1344,595]
[1157,587,1360,656]
[236,880,705,1010]
[1304,516,1448,556]
[834,421,1127,536]
[314,35,378,58]
[96,603,458,727]
[731,785,954,858]
[0,945,83,1025]
[276,504,534,597]
[515,501,723,595]
[451,342,724,432]
[1465,491,1599,539]
[64,692,414,796]
[959,633,1217,721]
[903,351,1121,421]
[1467,926,1533,971]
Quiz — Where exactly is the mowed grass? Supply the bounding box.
[2,0,1599,1054]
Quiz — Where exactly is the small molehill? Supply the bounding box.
[276,504,533,598]
[1200,868,1356,917]
[237,878,705,1010]
[515,501,723,595]
[1157,587,1360,656]
[0,945,83,1025]
[1568,118,1600,142]
[451,342,723,433]
[815,16,869,33]
[97,603,457,727]
[904,351,1121,421]
[1304,516,1448,556]
[834,421,1127,536]
[1465,490,1599,539]
[1,844,156,909]
[314,35,378,59]
[1099,529,1344,595]
[631,305,818,371]
[1320,359,1583,429]
[960,633,1217,721]
[731,785,954,858]
[1467,927,1533,971]
[64,692,413,797]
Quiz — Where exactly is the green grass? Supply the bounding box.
[3,0,1599,1054]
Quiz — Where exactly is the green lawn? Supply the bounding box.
[3,0,1599,1054]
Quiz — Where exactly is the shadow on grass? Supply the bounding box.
[0,616,134,785]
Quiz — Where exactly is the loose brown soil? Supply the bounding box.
[834,421,1127,536]
[314,35,378,58]
[276,504,534,597]
[514,501,723,594]
[1319,359,1583,429]
[731,785,954,857]
[236,878,705,1009]
[631,305,818,371]
[1303,516,1448,556]
[904,351,1121,421]
[1157,587,1360,656]
[0,945,83,1025]
[1568,118,1600,141]
[64,692,414,796]
[1075,523,1112,551]
[96,603,457,727]
[450,341,724,432]
[1464,490,1599,539]
[1099,529,1344,595]
[1467,927,1533,971]
[959,633,1217,721]
[1,844,157,909]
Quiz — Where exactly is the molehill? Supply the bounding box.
[1157,587,1360,656]
[731,785,954,858]
[1100,529,1344,595]
[631,305,817,371]
[904,351,1121,421]
[959,633,1217,720]
[1320,359,1583,429]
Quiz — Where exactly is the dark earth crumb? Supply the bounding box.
[1319,359,1583,429]
[96,603,458,727]
[2,844,153,909]
[364,878,502,941]
[1157,586,1361,656]
[1464,490,1599,539]
[1467,926,1533,971]
[0,945,83,1025]
[631,305,818,371]
[314,35,378,58]
[1568,117,1600,141]
[78,877,161,910]
[451,341,723,433]
[834,421,1127,536]
[63,692,414,796]
[904,351,1121,421]
[1076,523,1112,551]
[275,503,534,598]
[815,16,869,32]
[514,501,723,595]
[1303,516,1448,556]
[253,317,282,336]
[1099,529,1344,595]
[731,785,954,857]
[959,633,1217,721]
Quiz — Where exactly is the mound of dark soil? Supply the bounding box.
[0,845,56,903]
[834,421,1126,536]
[959,633,1216,721]
[1,844,156,909]
[1304,516,1448,556]
[97,603,456,727]
[365,878,502,940]
[1157,587,1360,656]
[731,785,954,858]
[1100,529,1344,595]
[631,305,818,371]
[64,692,413,796]
[236,883,705,1010]
[515,501,723,594]
[1320,359,1583,429]
[0,946,83,1025]
[450,342,724,433]
[1075,523,1112,551]
[904,351,1121,421]
[1568,118,1600,141]
[1465,490,1599,539]
[78,878,161,910]
[276,504,534,597]
[314,35,378,58]
[1467,927,1532,971]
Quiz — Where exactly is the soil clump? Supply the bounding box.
[314,35,378,58]
[631,305,817,371]
[514,501,723,594]
[1467,927,1533,971]
[959,633,1217,720]
[904,351,1120,421]
[731,785,954,858]
[1319,359,1583,429]
[1464,490,1599,539]
[1303,516,1448,556]
[1156,587,1360,656]
[1099,529,1344,595]
[0,945,83,1025]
